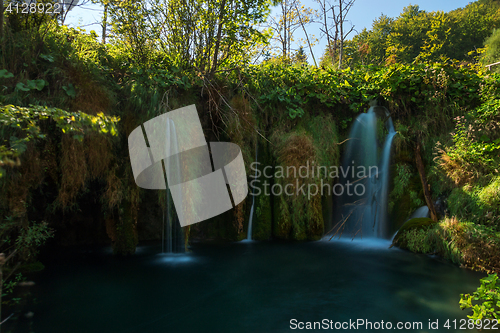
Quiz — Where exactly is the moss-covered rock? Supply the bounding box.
[112,199,139,255]
[265,113,338,241]
[392,217,436,249]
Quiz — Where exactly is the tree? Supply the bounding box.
[101,0,108,44]
[417,11,451,62]
[385,5,428,63]
[321,14,394,68]
[340,0,500,66]
[447,0,500,61]
[316,0,356,69]
[1,0,4,40]
[366,14,394,64]
[103,0,273,72]
[294,45,307,63]
[267,0,315,60]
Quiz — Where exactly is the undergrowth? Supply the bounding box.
[393,217,500,274]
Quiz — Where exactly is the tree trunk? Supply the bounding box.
[1,0,4,41]
[102,2,108,44]
[415,142,438,222]
[210,0,227,76]
[338,0,343,69]
[294,2,317,66]
[282,0,287,58]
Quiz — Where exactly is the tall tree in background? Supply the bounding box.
[267,0,315,60]
[1,0,4,40]
[418,11,450,62]
[316,0,355,69]
[105,0,155,65]
[159,0,272,74]
[336,0,500,67]
[447,0,500,60]
[106,0,272,73]
[101,0,108,44]
[385,5,427,63]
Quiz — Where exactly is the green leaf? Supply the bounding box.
[15,82,30,92]
[62,84,76,98]
[27,79,47,91]
[0,69,14,79]
[10,136,27,154]
[39,53,55,63]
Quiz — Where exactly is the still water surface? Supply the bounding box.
[10,238,486,332]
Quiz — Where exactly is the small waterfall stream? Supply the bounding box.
[162,118,184,253]
[375,118,397,237]
[409,206,431,219]
[247,144,258,240]
[391,205,431,240]
[333,106,396,239]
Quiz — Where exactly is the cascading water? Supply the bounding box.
[375,118,397,237]
[247,145,258,241]
[409,206,430,219]
[162,118,185,253]
[333,106,396,239]
[390,205,431,240]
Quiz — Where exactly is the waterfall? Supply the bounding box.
[247,144,258,240]
[391,205,431,241]
[409,206,430,219]
[376,118,397,238]
[333,106,396,239]
[162,119,185,253]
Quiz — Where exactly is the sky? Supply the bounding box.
[65,0,475,63]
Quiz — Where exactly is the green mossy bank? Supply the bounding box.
[393,217,500,274]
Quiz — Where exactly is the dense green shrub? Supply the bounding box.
[460,274,500,320]
[394,217,500,273]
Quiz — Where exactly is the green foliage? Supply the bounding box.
[448,115,500,175]
[478,177,500,212]
[102,0,272,72]
[395,217,500,272]
[392,217,435,249]
[0,105,119,176]
[1,219,52,306]
[404,228,434,254]
[482,29,500,73]
[333,0,500,66]
[241,61,482,123]
[0,69,14,79]
[460,274,500,320]
[0,23,116,109]
[270,129,325,240]
[2,273,24,304]
[62,84,76,98]
[294,47,308,64]
[439,91,500,187]
[121,64,201,120]
[447,178,500,227]
[15,79,47,92]
[389,165,411,204]
[448,186,482,220]
[15,221,54,260]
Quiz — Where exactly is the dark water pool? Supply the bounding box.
[7,238,486,332]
